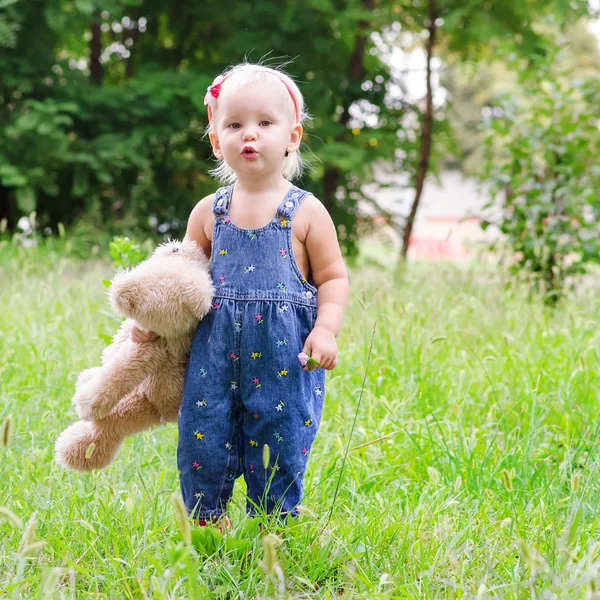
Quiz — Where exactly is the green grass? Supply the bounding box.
[1,238,600,598]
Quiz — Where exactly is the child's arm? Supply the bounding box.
[131,195,215,343]
[302,198,349,370]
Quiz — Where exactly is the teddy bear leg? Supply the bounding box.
[55,420,122,472]
[74,342,167,422]
[56,390,163,471]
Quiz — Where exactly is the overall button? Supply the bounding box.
[285,201,294,208]
[216,199,224,207]
[306,291,313,299]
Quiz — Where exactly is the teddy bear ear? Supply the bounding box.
[184,283,214,320]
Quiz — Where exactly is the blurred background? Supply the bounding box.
[1,0,599,297]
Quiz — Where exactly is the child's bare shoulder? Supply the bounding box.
[185,193,216,255]
[295,193,334,237]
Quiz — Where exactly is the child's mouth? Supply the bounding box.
[242,147,258,160]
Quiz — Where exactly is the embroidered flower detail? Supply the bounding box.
[235,322,242,333]
[219,276,225,285]
[251,352,262,359]
[249,463,255,473]
[302,447,308,456]
[315,385,323,396]
[228,470,236,481]
[276,338,288,347]
[219,249,228,256]
[229,352,239,361]
[273,432,283,443]
[252,377,261,388]
[196,399,207,407]
[276,401,285,412]
[225,441,233,451]
[194,431,204,440]
[231,381,238,390]
[280,248,287,258]
[223,217,231,224]
[213,301,220,309]
[199,368,207,377]
[250,439,258,447]
[304,418,312,427]
[194,491,205,499]
[277,283,287,291]
[277,369,288,378]
[255,314,264,324]
[246,230,257,241]
[279,218,289,227]
[301,277,307,283]
[178,469,182,476]
[192,461,202,470]
[278,304,289,313]
[253,412,260,419]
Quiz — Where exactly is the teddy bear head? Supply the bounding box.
[109,238,214,338]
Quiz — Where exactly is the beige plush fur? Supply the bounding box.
[55,238,214,472]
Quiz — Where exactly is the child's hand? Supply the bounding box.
[131,326,159,344]
[301,326,338,371]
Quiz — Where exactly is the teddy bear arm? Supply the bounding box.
[74,341,167,421]
[102,389,163,436]
[142,361,186,423]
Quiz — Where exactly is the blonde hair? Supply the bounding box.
[204,61,313,185]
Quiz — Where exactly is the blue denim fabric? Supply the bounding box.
[177,185,326,520]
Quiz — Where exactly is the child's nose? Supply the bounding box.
[242,127,258,141]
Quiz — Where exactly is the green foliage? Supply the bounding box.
[0,0,413,255]
[108,235,151,269]
[478,52,600,302]
[443,19,600,174]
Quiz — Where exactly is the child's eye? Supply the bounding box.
[260,120,272,127]
[229,123,241,129]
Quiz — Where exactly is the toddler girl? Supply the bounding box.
[136,62,348,527]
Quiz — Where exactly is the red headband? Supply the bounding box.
[204,71,301,125]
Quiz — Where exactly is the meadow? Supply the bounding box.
[1,238,600,599]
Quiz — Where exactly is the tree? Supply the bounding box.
[478,52,600,302]
[441,19,600,175]
[0,0,413,255]
[382,0,594,261]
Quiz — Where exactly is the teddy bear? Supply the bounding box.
[54,237,214,472]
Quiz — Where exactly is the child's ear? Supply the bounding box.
[287,122,303,154]
[209,130,223,159]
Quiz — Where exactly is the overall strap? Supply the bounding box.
[276,186,311,220]
[212,186,232,216]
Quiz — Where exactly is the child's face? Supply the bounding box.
[209,78,302,179]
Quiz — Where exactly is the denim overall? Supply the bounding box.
[177,184,326,520]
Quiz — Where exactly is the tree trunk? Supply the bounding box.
[400,0,438,261]
[90,14,103,86]
[0,186,16,230]
[321,0,374,212]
